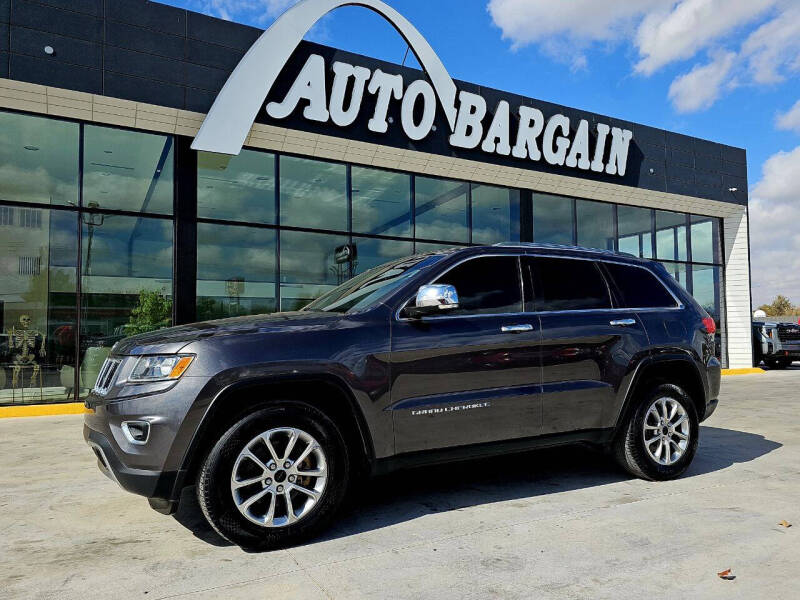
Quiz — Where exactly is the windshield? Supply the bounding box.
[303,254,442,313]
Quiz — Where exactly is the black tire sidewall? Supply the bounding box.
[198,402,349,550]
[627,383,699,480]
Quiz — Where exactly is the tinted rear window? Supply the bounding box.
[528,257,611,311]
[603,262,677,308]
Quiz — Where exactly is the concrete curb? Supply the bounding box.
[0,403,91,419]
[721,368,765,376]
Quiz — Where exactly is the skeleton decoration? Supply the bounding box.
[10,314,46,388]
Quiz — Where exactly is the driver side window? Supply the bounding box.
[433,256,522,316]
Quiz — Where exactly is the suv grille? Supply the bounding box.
[778,326,800,343]
[93,358,122,395]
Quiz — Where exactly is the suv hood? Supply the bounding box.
[111,311,343,355]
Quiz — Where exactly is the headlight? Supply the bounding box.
[128,355,194,382]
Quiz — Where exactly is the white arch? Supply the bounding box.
[191,0,458,155]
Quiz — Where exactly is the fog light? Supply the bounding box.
[122,421,150,445]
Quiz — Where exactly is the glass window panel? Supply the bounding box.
[604,262,677,308]
[0,111,79,206]
[433,256,522,315]
[660,261,688,289]
[655,210,687,262]
[576,199,614,250]
[533,194,574,245]
[196,223,276,320]
[471,184,520,244]
[279,230,349,311]
[691,265,721,320]
[529,256,611,311]
[690,215,720,264]
[617,206,652,258]
[352,237,414,275]
[197,150,275,224]
[80,214,172,395]
[414,176,468,242]
[83,125,174,214]
[351,167,411,237]
[0,208,78,404]
[414,242,463,254]
[280,156,347,231]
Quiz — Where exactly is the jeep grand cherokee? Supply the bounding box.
[84,244,721,550]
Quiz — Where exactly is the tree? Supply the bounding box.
[758,295,796,316]
[126,290,173,335]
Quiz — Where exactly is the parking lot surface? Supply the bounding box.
[1,369,798,600]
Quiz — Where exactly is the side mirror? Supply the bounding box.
[402,284,459,319]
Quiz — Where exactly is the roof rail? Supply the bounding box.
[491,242,637,258]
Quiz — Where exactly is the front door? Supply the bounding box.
[389,255,542,454]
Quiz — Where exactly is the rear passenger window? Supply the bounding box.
[433,256,522,315]
[529,257,611,311]
[603,262,677,308]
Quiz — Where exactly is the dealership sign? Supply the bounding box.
[192,0,632,177]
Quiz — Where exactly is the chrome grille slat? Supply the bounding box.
[93,358,122,395]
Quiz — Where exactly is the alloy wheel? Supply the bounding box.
[230,427,328,528]
[642,397,691,466]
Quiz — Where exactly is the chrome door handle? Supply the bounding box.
[610,318,636,327]
[501,324,534,333]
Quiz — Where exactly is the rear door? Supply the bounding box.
[525,255,649,435]
[390,254,542,453]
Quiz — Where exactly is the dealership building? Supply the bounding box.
[0,0,752,406]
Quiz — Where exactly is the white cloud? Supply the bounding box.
[667,51,736,113]
[487,0,800,112]
[634,0,774,75]
[740,6,800,84]
[750,146,800,306]
[776,100,800,134]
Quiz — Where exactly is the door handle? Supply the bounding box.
[501,324,534,333]
[609,318,636,327]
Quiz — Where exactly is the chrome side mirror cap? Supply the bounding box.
[402,284,459,319]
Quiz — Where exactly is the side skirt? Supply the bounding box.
[371,428,616,476]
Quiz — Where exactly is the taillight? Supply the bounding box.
[702,317,716,334]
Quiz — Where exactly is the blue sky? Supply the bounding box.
[165,0,800,308]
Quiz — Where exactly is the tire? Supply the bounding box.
[613,383,699,481]
[197,401,350,551]
[766,358,788,370]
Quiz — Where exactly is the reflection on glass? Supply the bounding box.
[414,176,469,242]
[196,224,276,320]
[533,193,574,245]
[80,214,172,397]
[690,215,719,264]
[198,150,275,224]
[352,167,411,237]
[352,237,414,275]
[576,199,614,250]
[0,110,79,206]
[656,210,687,262]
[617,206,652,258]
[472,184,520,244]
[414,241,463,254]
[280,156,347,231]
[0,209,78,404]
[279,230,349,311]
[83,125,174,214]
[692,265,720,319]
[660,261,688,289]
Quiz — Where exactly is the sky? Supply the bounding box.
[164,0,800,309]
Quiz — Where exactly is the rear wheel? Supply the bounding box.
[197,402,350,550]
[613,383,699,481]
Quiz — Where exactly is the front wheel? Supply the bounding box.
[196,402,350,550]
[613,383,699,481]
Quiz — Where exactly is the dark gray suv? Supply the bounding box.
[84,244,721,550]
